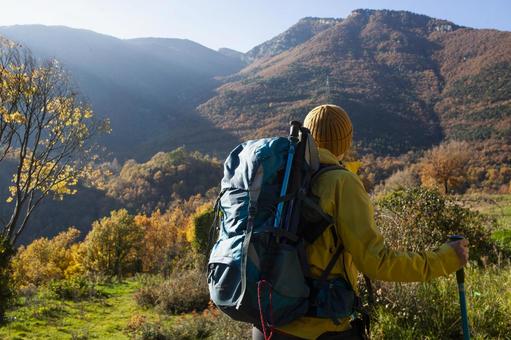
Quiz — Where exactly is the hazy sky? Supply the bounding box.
[0,0,509,52]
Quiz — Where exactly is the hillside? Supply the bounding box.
[218,47,247,64]
[245,17,341,61]
[0,148,221,244]
[2,10,510,243]
[0,25,243,160]
[199,9,511,156]
[431,29,511,141]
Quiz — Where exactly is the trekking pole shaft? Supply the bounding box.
[457,281,470,340]
[274,122,301,229]
[449,235,470,340]
[274,144,295,228]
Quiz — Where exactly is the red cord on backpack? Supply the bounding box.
[257,280,274,340]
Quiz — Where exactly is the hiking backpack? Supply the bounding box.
[207,121,357,333]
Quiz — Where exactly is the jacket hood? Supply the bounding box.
[318,147,340,165]
[318,147,362,174]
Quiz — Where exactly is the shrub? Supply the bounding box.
[135,250,209,314]
[492,228,511,253]
[159,268,209,314]
[134,266,209,314]
[128,308,251,340]
[47,277,105,301]
[375,187,502,262]
[372,266,511,339]
[31,304,66,320]
[186,204,215,255]
[135,322,169,340]
[165,315,214,340]
[201,309,252,340]
[126,314,147,333]
[11,227,81,288]
[380,166,420,192]
[17,284,38,301]
[133,275,164,308]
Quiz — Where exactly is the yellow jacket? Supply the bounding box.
[277,148,462,339]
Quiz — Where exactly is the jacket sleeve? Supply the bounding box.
[336,173,462,282]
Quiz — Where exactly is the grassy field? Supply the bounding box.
[464,194,511,227]
[0,279,177,340]
[1,194,509,339]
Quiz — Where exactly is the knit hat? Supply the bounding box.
[303,104,352,157]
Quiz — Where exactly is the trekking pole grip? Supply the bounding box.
[289,121,301,141]
[448,235,466,284]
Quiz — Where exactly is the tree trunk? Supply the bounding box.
[0,238,14,323]
[115,259,122,282]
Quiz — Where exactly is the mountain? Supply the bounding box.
[126,38,245,76]
[0,25,244,161]
[246,17,341,62]
[198,9,511,155]
[218,47,247,64]
[2,11,511,243]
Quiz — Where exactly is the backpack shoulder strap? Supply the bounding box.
[304,162,350,282]
[310,163,346,184]
[300,163,347,245]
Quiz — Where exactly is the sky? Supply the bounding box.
[0,0,509,52]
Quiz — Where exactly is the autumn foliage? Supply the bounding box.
[11,227,81,288]
[79,209,144,281]
[9,192,215,287]
[419,141,470,193]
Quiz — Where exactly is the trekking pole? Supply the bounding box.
[274,121,301,230]
[448,235,470,340]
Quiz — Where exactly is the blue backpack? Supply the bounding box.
[208,122,357,335]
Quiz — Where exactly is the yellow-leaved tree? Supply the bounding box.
[11,227,80,288]
[0,40,108,320]
[79,209,144,281]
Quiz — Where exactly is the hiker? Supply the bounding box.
[252,104,469,340]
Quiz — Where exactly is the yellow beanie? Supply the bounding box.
[303,104,352,157]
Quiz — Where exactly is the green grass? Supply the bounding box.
[464,194,511,227]
[371,265,511,339]
[0,279,177,340]
[1,194,509,339]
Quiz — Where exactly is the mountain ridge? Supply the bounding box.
[198,9,511,155]
[245,16,342,62]
[0,24,243,161]
[1,9,510,243]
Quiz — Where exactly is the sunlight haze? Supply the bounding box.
[0,0,509,51]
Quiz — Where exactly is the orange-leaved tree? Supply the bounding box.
[135,208,187,275]
[136,194,210,275]
[419,141,471,194]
